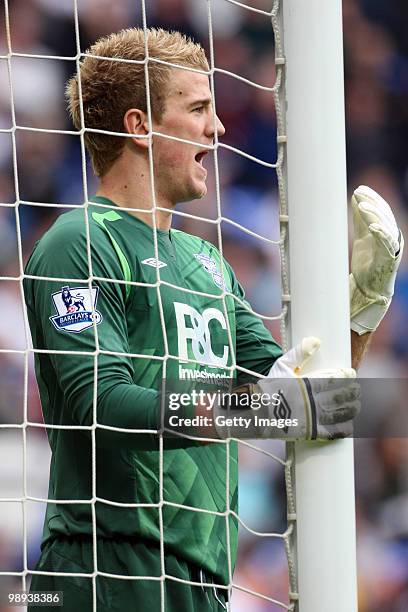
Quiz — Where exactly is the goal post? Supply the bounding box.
[281,1,358,610]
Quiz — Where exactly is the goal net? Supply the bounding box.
[0,0,356,611]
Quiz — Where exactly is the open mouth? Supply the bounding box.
[195,151,208,166]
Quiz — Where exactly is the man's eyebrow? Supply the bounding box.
[188,97,212,108]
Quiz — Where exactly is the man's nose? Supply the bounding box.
[206,113,225,139]
[215,114,225,138]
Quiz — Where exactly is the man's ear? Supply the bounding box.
[123,108,150,149]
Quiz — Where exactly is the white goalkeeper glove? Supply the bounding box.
[350,185,404,335]
[215,337,360,440]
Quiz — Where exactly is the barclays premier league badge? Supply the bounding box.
[50,285,102,333]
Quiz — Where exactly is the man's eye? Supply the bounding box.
[192,106,204,113]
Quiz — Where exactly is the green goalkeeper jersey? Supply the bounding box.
[23,196,281,586]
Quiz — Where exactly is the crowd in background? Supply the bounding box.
[0,0,407,610]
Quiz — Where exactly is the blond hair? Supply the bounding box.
[66,28,209,176]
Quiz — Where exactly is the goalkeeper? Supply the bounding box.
[23,29,403,611]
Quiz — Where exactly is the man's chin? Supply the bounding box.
[197,185,207,199]
[194,181,207,200]
[179,184,207,203]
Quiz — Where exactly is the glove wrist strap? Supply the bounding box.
[350,274,390,334]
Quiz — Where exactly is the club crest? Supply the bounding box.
[50,285,102,333]
[193,253,228,290]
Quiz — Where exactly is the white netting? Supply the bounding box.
[0,0,300,610]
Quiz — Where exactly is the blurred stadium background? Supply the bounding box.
[0,0,407,610]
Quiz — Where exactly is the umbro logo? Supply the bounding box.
[141,258,167,269]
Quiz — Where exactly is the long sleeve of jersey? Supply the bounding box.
[226,262,282,378]
[24,212,161,449]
